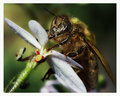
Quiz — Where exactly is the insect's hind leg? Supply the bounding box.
[41,68,54,81]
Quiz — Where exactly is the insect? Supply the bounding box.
[46,13,115,91]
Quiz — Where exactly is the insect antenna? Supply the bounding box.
[44,8,57,24]
[44,8,57,17]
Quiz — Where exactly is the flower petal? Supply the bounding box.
[5,18,41,49]
[49,50,83,69]
[40,80,59,93]
[47,51,87,93]
[28,20,48,48]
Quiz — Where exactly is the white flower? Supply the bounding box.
[40,80,59,93]
[5,18,87,93]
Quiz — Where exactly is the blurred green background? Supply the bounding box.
[4,4,116,92]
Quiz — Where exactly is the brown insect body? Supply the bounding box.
[48,15,98,91]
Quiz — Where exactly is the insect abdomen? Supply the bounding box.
[75,49,98,91]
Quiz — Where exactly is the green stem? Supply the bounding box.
[8,59,37,93]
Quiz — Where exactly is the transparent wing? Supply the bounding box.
[5,18,41,49]
[47,51,86,92]
[28,20,48,48]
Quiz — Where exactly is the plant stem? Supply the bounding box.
[8,59,37,93]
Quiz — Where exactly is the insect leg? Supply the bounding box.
[46,29,49,32]
[48,36,70,51]
[41,68,54,81]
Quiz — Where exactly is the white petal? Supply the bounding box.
[47,51,87,93]
[66,56,83,69]
[50,50,83,69]
[5,18,41,49]
[40,80,59,93]
[28,20,48,48]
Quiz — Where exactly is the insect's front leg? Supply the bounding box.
[16,47,34,62]
[48,36,70,51]
[41,68,54,81]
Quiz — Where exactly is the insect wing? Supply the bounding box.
[5,18,41,49]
